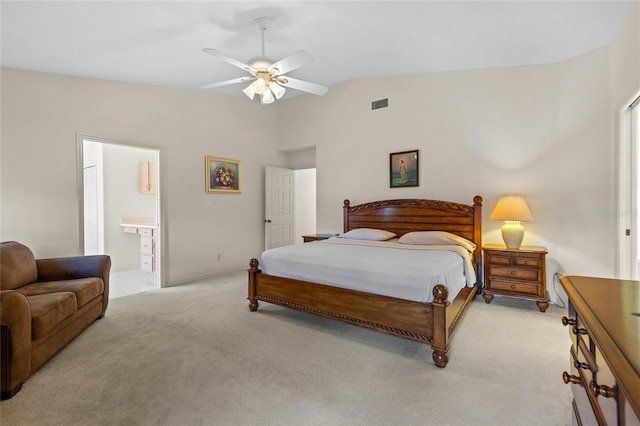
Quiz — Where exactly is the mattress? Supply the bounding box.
[260,238,476,303]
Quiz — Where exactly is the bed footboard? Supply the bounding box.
[247,258,473,368]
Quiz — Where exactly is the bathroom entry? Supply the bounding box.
[82,138,160,298]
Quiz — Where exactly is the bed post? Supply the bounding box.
[342,199,351,232]
[248,258,260,311]
[431,284,449,368]
[473,195,483,261]
[472,196,483,284]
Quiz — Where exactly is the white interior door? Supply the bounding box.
[618,95,640,279]
[83,165,99,255]
[265,166,294,250]
[633,102,640,278]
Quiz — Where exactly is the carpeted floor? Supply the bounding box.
[0,271,572,426]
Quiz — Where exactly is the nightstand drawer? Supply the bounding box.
[488,279,540,296]
[487,254,542,268]
[489,265,540,281]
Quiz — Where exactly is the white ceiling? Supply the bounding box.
[1,1,632,99]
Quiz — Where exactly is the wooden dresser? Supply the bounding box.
[560,276,640,425]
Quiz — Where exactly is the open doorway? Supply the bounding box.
[618,94,640,279]
[81,136,161,298]
[264,147,317,249]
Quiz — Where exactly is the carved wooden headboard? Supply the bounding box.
[342,196,483,260]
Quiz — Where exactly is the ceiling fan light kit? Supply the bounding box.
[201,17,327,105]
[242,70,285,104]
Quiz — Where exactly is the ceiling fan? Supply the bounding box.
[201,17,328,104]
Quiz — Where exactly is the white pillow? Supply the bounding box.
[398,231,476,252]
[339,228,396,241]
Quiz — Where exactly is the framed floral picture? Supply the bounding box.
[205,156,241,194]
[389,150,419,188]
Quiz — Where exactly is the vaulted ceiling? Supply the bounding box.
[1,1,631,99]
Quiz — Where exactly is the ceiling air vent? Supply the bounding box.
[371,98,389,110]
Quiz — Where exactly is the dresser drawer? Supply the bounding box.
[569,348,599,426]
[594,346,618,423]
[140,237,154,255]
[488,265,540,281]
[122,226,138,234]
[487,279,540,296]
[624,398,640,425]
[141,255,154,272]
[486,253,542,268]
[571,341,616,425]
[572,314,592,356]
[139,228,154,237]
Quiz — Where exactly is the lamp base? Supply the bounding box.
[501,221,525,249]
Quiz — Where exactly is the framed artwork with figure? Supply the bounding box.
[389,150,419,188]
[206,156,241,194]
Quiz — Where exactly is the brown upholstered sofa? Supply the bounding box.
[0,241,111,399]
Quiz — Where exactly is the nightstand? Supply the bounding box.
[482,244,549,312]
[302,233,336,243]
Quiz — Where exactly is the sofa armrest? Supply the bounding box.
[0,290,31,397]
[36,255,110,282]
[36,255,111,315]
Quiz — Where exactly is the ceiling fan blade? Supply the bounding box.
[200,76,255,89]
[268,50,313,76]
[202,49,252,72]
[279,76,328,96]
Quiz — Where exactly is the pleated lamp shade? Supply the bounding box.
[490,196,534,222]
[490,196,534,248]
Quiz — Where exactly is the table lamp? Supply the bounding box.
[490,195,534,249]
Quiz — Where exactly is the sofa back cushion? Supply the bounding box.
[0,241,37,290]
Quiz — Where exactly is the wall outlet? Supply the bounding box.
[217,253,221,260]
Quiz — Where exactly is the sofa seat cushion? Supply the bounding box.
[27,293,77,340]
[19,278,104,309]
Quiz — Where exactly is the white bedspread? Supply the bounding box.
[260,238,477,303]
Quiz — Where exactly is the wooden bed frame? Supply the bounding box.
[248,196,483,367]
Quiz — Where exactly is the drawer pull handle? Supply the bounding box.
[562,371,581,385]
[572,326,588,336]
[562,316,576,327]
[510,284,516,290]
[589,380,616,398]
[573,359,591,371]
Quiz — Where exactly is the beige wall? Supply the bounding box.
[276,3,640,282]
[1,4,638,287]
[1,70,284,284]
[610,1,640,108]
